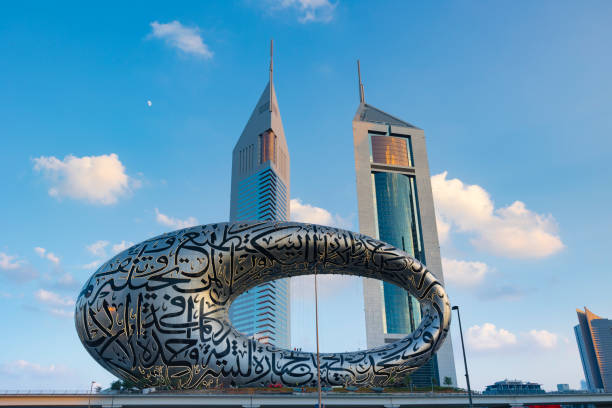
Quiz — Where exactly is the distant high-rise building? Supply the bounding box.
[575,307,612,392]
[228,42,291,349]
[352,61,457,387]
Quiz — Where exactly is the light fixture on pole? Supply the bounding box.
[88,380,96,408]
[452,305,473,408]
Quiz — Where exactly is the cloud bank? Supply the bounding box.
[467,323,558,351]
[432,171,564,258]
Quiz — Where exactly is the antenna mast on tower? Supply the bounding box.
[269,39,274,112]
[357,59,365,104]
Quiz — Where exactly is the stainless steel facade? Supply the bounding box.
[228,53,291,349]
[75,221,452,389]
[352,70,457,387]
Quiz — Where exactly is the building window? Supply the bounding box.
[260,130,276,165]
[370,134,413,167]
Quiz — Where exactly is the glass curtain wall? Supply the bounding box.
[372,171,424,334]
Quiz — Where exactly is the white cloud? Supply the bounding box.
[290,198,350,229]
[467,323,559,352]
[86,240,109,257]
[155,208,198,229]
[33,154,134,205]
[34,247,60,265]
[431,171,564,259]
[112,240,133,254]
[436,213,451,244]
[442,258,489,287]
[46,253,59,264]
[149,21,213,58]
[35,289,75,307]
[0,360,67,376]
[467,323,517,351]
[525,329,558,349]
[272,0,336,23]
[0,252,22,270]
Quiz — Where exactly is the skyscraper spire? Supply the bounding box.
[270,39,274,112]
[357,59,365,104]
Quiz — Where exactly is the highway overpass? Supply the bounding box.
[1,391,612,407]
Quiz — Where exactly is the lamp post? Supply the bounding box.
[314,267,322,408]
[88,380,95,408]
[452,305,473,408]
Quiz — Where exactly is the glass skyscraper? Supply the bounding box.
[575,307,612,392]
[353,63,456,387]
[228,48,291,349]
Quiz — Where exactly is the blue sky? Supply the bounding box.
[1,0,612,392]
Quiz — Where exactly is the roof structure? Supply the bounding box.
[353,102,420,129]
[353,60,420,129]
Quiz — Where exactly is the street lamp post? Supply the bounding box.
[88,381,95,408]
[452,305,473,408]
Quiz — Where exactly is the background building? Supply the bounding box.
[228,45,291,349]
[575,307,612,392]
[483,379,545,395]
[557,384,571,392]
[352,63,457,387]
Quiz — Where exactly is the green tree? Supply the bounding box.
[443,376,453,387]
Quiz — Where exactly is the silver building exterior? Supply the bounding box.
[352,63,457,387]
[228,46,291,349]
[575,307,612,392]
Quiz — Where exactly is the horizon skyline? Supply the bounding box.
[1,1,612,392]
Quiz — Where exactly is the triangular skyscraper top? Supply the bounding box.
[234,41,287,156]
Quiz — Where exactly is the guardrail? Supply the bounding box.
[0,389,596,396]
